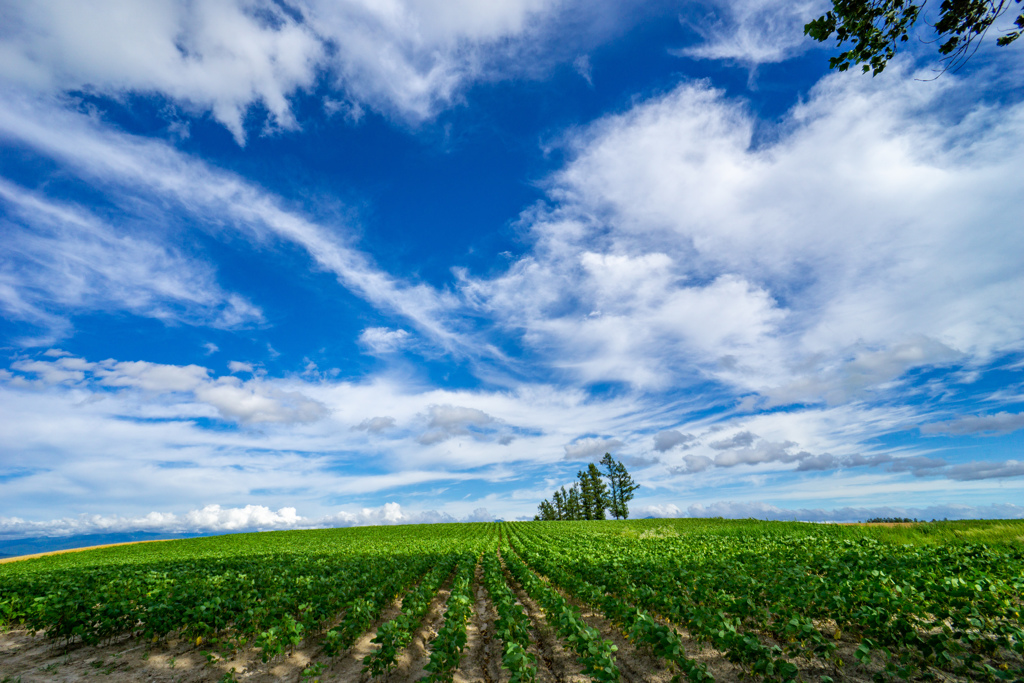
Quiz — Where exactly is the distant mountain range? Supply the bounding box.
[0,531,216,560]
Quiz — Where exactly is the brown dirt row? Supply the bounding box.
[453,560,503,683]
[495,553,588,683]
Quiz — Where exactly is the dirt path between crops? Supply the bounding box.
[495,552,588,683]
[455,562,503,683]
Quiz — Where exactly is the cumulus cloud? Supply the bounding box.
[417,404,498,444]
[9,354,326,424]
[921,412,1024,436]
[662,426,1024,481]
[679,454,712,472]
[228,361,255,375]
[653,429,694,452]
[305,0,565,122]
[0,0,596,140]
[0,502,496,540]
[709,430,757,450]
[0,1,324,143]
[355,416,397,433]
[945,460,1024,481]
[359,327,411,354]
[563,436,623,460]
[10,357,94,384]
[670,433,811,472]
[887,456,948,476]
[466,63,1024,404]
[428,404,495,430]
[195,378,327,424]
[95,360,210,392]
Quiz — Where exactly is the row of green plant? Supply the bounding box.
[363,556,460,676]
[2,519,1020,682]
[505,525,713,682]
[422,555,478,682]
[500,534,621,682]
[318,554,439,660]
[481,550,538,682]
[514,521,1024,681]
[0,523,493,668]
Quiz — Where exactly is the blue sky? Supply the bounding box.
[1,0,1023,537]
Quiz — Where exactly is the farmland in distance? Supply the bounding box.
[0,519,1021,682]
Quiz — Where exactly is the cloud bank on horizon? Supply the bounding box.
[1,0,1022,537]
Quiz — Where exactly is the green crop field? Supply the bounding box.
[0,519,1022,682]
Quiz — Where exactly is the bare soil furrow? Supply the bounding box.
[454,561,503,683]
[387,581,453,682]
[495,550,587,683]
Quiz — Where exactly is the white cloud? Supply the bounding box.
[195,378,327,424]
[676,0,826,65]
[305,0,562,122]
[417,404,497,444]
[3,352,1022,526]
[945,460,1024,481]
[0,0,601,139]
[653,429,694,452]
[359,326,411,354]
[11,357,93,384]
[467,62,1024,404]
[228,361,255,375]
[427,404,495,430]
[0,179,263,342]
[563,436,623,461]
[573,54,593,85]
[355,416,397,433]
[181,504,303,532]
[680,454,712,473]
[0,0,323,144]
[657,421,1023,481]
[10,354,325,424]
[95,360,210,392]
[0,93,469,353]
[921,411,1024,436]
[0,502,495,539]
[637,500,1024,522]
[708,430,757,450]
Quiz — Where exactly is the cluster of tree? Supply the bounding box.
[534,453,639,521]
[864,516,920,523]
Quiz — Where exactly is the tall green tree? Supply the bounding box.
[804,0,1023,75]
[552,488,566,520]
[575,470,591,519]
[578,464,609,520]
[601,453,640,520]
[566,483,583,521]
[536,499,557,521]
